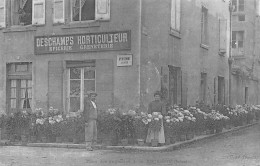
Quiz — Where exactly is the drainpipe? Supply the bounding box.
[228,1,234,106]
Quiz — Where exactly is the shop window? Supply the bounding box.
[201,6,208,45]
[71,0,110,22]
[170,0,181,32]
[7,62,32,113]
[67,61,95,112]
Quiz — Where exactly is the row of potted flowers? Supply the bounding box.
[0,104,259,146]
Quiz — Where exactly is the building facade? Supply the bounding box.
[231,0,260,105]
[1,0,257,115]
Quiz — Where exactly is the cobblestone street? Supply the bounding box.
[0,124,259,166]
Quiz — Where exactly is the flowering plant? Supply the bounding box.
[147,112,163,132]
[97,108,121,134]
[118,110,136,139]
[49,114,65,137]
[133,111,148,140]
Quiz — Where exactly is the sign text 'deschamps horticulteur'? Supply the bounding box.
[34,31,131,55]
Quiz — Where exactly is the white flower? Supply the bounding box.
[166,119,171,123]
[165,116,170,119]
[153,112,159,116]
[142,119,149,125]
[147,119,152,122]
[154,118,159,121]
[148,114,152,118]
[158,115,163,119]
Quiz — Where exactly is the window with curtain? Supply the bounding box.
[71,0,110,22]
[7,62,32,112]
[11,0,32,26]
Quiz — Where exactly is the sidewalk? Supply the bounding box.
[0,122,258,152]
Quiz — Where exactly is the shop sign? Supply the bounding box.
[34,31,131,55]
[117,54,132,67]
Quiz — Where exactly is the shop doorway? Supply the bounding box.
[169,66,181,106]
[218,76,225,105]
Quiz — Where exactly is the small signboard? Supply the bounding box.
[117,54,133,67]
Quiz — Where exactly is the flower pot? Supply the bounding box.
[186,132,194,140]
[179,134,186,141]
[171,136,177,144]
[41,136,47,143]
[151,139,158,147]
[73,138,79,144]
[56,137,62,143]
[121,139,128,146]
[30,136,37,143]
[165,137,171,145]
[137,139,144,146]
[21,135,28,145]
[215,127,223,133]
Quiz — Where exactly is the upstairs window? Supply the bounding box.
[232,0,244,12]
[201,6,208,45]
[0,0,6,27]
[71,0,110,22]
[219,19,227,54]
[9,0,45,26]
[11,0,32,26]
[170,0,181,31]
[232,31,244,56]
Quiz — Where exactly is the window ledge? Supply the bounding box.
[200,43,209,50]
[3,25,37,33]
[169,28,181,39]
[62,21,101,29]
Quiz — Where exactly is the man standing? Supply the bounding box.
[83,90,98,151]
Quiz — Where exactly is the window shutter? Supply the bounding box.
[170,0,176,30]
[96,59,113,110]
[0,0,6,27]
[48,61,63,112]
[95,0,110,20]
[53,0,64,23]
[219,19,227,52]
[176,0,181,31]
[32,0,45,25]
[181,70,187,107]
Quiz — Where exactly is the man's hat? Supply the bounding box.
[87,90,97,97]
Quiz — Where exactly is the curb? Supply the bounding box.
[1,122,258,151]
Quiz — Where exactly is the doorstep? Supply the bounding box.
[1,122,258,152]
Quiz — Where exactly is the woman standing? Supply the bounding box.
[146,91,166,145]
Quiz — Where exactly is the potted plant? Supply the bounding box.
[147,112,163,147]
[133,112,148,146]
[97,108,121,145]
